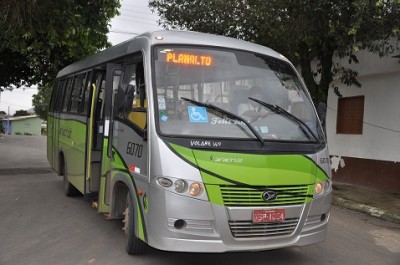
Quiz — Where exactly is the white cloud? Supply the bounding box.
[0,88,37,115]
[108,0,161,45]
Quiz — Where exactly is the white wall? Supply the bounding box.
[326,51,400,164]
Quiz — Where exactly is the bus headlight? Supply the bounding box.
[155,177,207,200]
[314,180,331,198]
[174,179,187,193]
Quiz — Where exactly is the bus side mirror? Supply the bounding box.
[138,84,146,108]
[124,84,135,111]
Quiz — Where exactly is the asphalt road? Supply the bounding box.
[0,135,399,265]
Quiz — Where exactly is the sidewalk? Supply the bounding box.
[332,182,400,224]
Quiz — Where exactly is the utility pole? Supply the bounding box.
[7,106,10,134]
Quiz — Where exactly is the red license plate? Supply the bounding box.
[252,209,286,223]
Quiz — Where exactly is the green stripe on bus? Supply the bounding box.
[111,151,146,242]
[168,144,328,206]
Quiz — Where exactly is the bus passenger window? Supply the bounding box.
[70,73,86,113]
[62,77,73,112]
[79,72,91,114]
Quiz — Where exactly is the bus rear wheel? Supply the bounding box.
[123,192,146,254]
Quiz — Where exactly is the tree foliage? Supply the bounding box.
[0,0,120,119]
[13,110,29,117]
[150,0,400,103]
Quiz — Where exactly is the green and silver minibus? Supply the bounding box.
[47,30,332,254]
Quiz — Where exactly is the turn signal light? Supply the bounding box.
[189,182,202,196]
[315,182,324,195]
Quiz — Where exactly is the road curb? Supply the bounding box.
[332,196,400,224]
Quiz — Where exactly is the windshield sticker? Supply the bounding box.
[260,126,269,133]
[188,106,208,123]
[210,117,245,125]
[161,115,168,122]
[158,96,166,110]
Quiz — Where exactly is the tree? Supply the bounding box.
[13,110,29,117]
[0,0,121,119]
[150,0,400,104]
[32,83,53,120]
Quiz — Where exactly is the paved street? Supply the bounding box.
[0,135,399,265]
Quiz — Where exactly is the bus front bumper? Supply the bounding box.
[146,185,332,253]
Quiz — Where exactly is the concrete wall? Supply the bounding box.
[326,50,400,192]
[10,117,42,136]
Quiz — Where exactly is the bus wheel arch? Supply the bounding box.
[111,180,130,219]
[124,191,146,254]
[58,151,65,176]
[111,177,146,254]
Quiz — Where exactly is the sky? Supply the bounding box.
[108,0,161,45]
[0,0,160,115]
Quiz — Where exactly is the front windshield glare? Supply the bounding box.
[153,46,323,142]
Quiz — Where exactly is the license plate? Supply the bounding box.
[252,209,285,223]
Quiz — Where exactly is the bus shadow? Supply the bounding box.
[144,246,308,265]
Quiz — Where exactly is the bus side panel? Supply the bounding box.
[47,113,61,175]
[108,121,149,240]
[47,114,54,168]
[98,137,111,213]
[59,116,87,193]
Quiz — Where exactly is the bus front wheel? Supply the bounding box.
[123,192,146,254]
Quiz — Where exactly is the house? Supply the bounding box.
[0,115,42,136]
[326,50,400,193]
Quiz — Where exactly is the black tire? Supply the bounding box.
[124,192,146,254]
[62,160,80,197]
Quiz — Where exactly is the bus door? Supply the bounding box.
[85,64,122,197]
[85,70,106,194]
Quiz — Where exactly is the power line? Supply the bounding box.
[123,3,154,11]
[0,100,32,108]
[118,13,159,22]
[113,17,158,26]
[327,106,400,134]
[120,8,159,17]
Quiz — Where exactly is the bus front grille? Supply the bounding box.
[229,218,299,238]
[220,185,311,206]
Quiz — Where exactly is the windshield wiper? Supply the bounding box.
[249,97,320,143]
[181,97,265,145]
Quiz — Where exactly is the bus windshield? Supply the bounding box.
[153,46,323,142]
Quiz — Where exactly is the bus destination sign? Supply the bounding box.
[166,52,213,66]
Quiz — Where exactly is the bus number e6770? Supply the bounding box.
[126,142,143,158]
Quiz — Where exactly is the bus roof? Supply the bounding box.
[56,30,287,78]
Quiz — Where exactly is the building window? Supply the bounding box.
[336,96,364,134]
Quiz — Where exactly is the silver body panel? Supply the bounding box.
[144,139,332,252]
[138,31,331,252]
[145,182,331,252]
